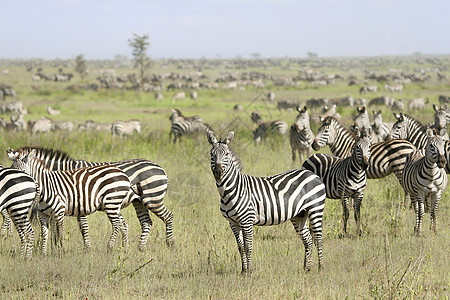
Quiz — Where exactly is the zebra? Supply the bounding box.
[0,166,40,259]
[352,106,381,143]
[303,127,372,236]
[79,120,113,132]
[289,106,314,162]
[51,120,75,132]
[8,146,173,251]
[432,104,449,140]
[401,129,447,235]
[386,113,442,150]
[1,208,13,236]
[47,106,61,116]
[169,109,211,143]
[31,117,52,134]
[312,116,417,207]
[8,148,140,254]
[352,107,393,142]
[253,120,288,144]
[359,85,377,94]
[111,120,141,136]
[207,131,326,273]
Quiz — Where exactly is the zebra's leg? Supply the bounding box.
[77,216,91,252]
[54,213,66,252]
[341,195,350,236]
[353,193,364,237]
[429,191,441,233]
[291,147,296,162]
[105,209,122,252]
[1,209,13,236]
[395,171,411,209]
[119,215,129,249]
[291,214,313,271]
[11,215,27,258]
[132,201,153,251]
[38,213,50,255]
[13,215,35,260]
[145,201,174,247]
[413,195,424,236]
[308,210,324,271]
[229,223,248,274]
[241,223,254,275]
[50,217,59,252]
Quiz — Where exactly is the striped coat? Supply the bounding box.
[208,131,326,273]
[289,106,314,162]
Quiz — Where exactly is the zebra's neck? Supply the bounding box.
[405,118,427,149]
[330,124,355,158]
[215,162,245,199]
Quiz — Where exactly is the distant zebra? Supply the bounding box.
[371,110,394,141]
[47,106,61,116]
[169,109,211,143]
[51,120,74,132]
[253,120,288,144]
[31,117,52,134]
[0,101,23,114]
[352,106,381,143]
[111,120,141,136]
[9,146,173,250]
[359,85,377,94]
[289,106,314,162]
[79,120,113,132]
[401,130,447,235]
[312,116,416,206]
[303,127,372,236]
[8,149,139,254]
[384,84,403,93]
[0,166,40,259]
[207,131,326,273]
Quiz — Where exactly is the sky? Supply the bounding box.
[2,0,449,59]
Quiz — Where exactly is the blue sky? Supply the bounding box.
[2,0,449,59]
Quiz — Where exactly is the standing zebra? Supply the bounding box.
[253,120,288,144]
[312,116,417,207]
[169,109,211,143]
[7,146,174,250]
[8,149,139,254]
[0,166,40,259]
[432,104,449,140]
[401,129,447,235]
[207,131,326,273]
[289,106,314,162]
[111,119,141,136]
[371,110,394,141]
[303,127,372,236]
[387,113,448,150]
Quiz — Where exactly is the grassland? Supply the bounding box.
[0,56,449,299]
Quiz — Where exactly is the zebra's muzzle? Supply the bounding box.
[213,163,223,181]
[361,156,370,170]
[312,140,320,151]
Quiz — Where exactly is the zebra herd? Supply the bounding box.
[0,103,448,276]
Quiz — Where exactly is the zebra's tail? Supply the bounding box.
[30,182,41,225]
[130,182,143,196]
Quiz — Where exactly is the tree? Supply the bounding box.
[75,54,88,80]
[128,33,151,90]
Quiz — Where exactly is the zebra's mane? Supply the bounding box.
[17,146,75,168]
[400,114,427,132]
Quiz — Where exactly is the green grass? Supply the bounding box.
[0,56,449,299]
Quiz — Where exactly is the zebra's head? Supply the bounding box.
[433,104,447,131]
[207,131,235,181]
[352,106,370,129]
[312,116,336,150]
[372,110,383,129]
[353,127,372,170]
[6,148,37,174]
[425,128,447,168]
[293,106,310,132]
[386,113,408,140]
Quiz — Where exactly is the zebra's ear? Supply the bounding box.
[6,148,18,161]
[319,115,325,123]
[426,127,435,137]
[393,112,401,120]
[433,104,438,112]
[207,131,218,145]
[303,106,307,112]
[224,131,235,144]
[353,124,361,138]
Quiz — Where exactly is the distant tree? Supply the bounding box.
[307,52,318,58]
[251,52,261,59]
[128,33,151,90]
[75,54,88,80]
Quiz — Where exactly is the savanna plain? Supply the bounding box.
[0,55,448,299]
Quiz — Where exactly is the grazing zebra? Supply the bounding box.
[31,117,52,134]
[289,106,314,162]
[359,85,378,94]
[47,106,61,116]
[384,84,403,93]
[207,131,326,273]
[51,120,74,132]
[401,130,447,235]
[408,98,428,111]
[0,101,23,114]
[253,120,288,143]
[111,120,141,136]
[312,116,417,206]
[303,127,372,236]
[8,146,173,251]
[0,166,40,259]
[169,109,211,143]
[79,120,113,132]
[8,149,139,254]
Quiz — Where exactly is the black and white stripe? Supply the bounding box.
[253,120,288,143]
[387,113,430,149]
[208,131,326,273]
[169,109,211,143]
[10,146,173,250]
[312,116,417,206]
[0,166,40,259]
[111,120,141,136]
[432,104,449,141]
[303,127,372,236]
[8,149,137,254]
[401,130,447,235]
[289,106,314,162]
